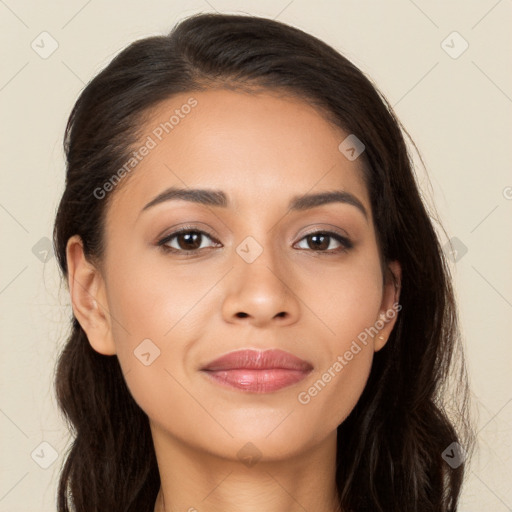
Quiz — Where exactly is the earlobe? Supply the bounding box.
[374,260,402,352]
[66,235,117,355]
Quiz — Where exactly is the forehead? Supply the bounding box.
[107,88,371,223]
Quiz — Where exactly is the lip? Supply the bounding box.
[200,349,313,393]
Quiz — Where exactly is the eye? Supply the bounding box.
[157,228,221,254]
[295,231,353,253]
[157,227,353,256]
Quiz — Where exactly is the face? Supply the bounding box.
[67,88,400,463]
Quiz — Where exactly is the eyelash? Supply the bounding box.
[157,226,354,256]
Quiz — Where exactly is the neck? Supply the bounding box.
[151,426,341,512]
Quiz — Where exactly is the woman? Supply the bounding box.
[53,12,473,512]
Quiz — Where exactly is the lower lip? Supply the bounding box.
[201,369,311,393]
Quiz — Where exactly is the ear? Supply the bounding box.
[66,235,116,355]
[374,260,402,352]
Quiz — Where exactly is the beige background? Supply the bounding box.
[1,1,511,510]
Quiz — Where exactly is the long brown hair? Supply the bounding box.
[53,12,474,511]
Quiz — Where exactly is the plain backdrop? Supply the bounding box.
[0,1,511,510]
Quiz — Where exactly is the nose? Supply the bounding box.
[221,241,301,328]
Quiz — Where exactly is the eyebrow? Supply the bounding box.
[140,187,368,220]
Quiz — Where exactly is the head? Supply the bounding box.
[53,12,472,512]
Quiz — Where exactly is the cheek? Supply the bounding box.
[307,251,384,342]
[293,253,382,430]
[105,251,212,346]
[103,255,216,416]
[299,343,374,422]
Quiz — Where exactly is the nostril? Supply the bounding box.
[236,312,249,318]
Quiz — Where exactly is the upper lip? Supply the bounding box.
[201,349,313,372]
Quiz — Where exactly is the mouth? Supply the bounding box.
[200,349,313,393]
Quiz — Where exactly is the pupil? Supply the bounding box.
[310,234,328,250]
[180,232,201,250]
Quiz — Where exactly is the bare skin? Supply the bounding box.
[66,88,401,512]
